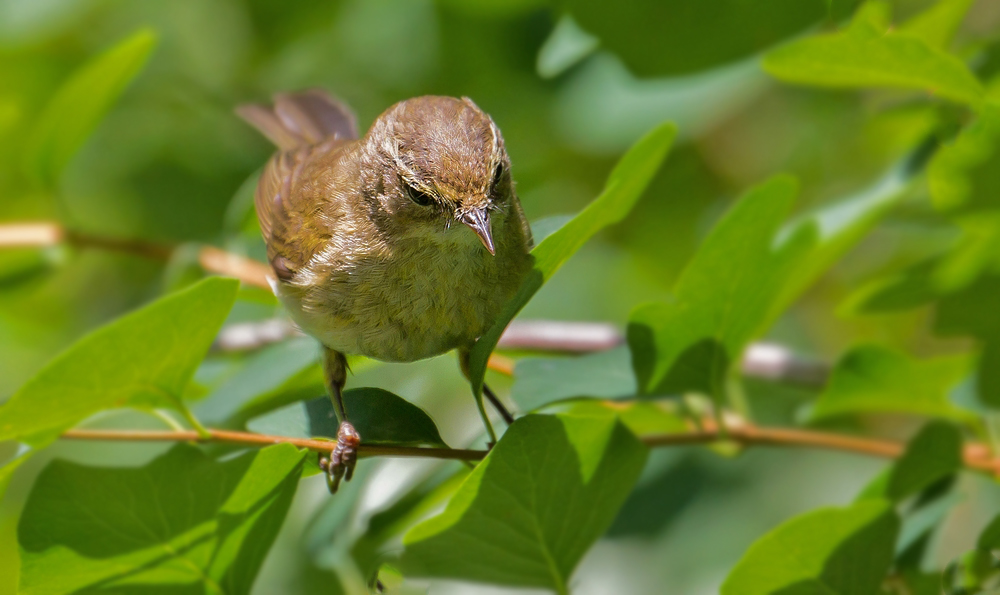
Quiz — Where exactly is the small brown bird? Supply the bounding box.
[237,90,533,492]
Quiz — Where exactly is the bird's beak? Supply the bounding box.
[459,209,495,255]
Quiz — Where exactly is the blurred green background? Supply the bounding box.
[2,0,999,592]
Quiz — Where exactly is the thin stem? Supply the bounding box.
[483,383,515,425]
[59,422,1000,476]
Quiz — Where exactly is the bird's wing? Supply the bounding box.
[237,90,360,281]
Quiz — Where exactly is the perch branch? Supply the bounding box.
[59,422,1000,476]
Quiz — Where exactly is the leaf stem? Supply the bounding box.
[59,422,1000,475]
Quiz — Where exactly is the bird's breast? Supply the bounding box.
[279,222,530,362]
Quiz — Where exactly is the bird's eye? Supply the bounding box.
[491,163,505,191]
[405,183,435,206]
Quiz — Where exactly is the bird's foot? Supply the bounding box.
[318,421,360,494]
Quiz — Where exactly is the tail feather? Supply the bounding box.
[236,89,358,150]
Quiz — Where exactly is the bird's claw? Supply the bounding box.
[319,422,360,494]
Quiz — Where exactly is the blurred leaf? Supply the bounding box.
[763,6,984,107]
[895,490,963,559]
[537,15,600,79]
[886,422,962,502]
[560,399,687,436]
[467,123,676,397]
[721,500,899,595]
[567,0,856,77]
[628,176,803,398]
[0,449,31,500]
[929,102,1000,212]
[900,0,975,49]
[512,346,636,411]
[400,414,647,592]
[978,514,1000,550]
[0,277,238,447]
[18,443,304,594]
[248,389,447,448]
[810,345,972,422]
[195,336,321,423]
[24,28,157,185]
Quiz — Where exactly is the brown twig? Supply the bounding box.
[59,423,1000,476]
[60,428,486,461]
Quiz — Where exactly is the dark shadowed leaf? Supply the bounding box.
[248,389,447,448]
[567,0,857,77]
[399,414,647,592]
[24,28,158,184]
[721,500,899,595]
[18,443,304,595]
[467,123,676,397]
[0,277,239,447]
[810,345,972,422]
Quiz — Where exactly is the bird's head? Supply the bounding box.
[361,96,513,254]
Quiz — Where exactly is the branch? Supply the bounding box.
[59,422,999,476]
[0,222,270,290]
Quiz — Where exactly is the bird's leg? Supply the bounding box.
[458,349,515,447]
[318,347,360,494]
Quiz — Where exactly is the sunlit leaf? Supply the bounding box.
[24,28,157,184]
[400,413,647,592]
[763,5,983,107]
[900,0,975,49]
[810,345,973,422]
[467,123,676,397]
[628,176,803,399]
[248,389,447,448]
[630,154,920,400]
[721,500,899,595]
[0,277,239,446]
[18,443,304,595]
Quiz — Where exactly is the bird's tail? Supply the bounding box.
[235,89,358,150]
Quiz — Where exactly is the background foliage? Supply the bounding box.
[2,0,1000,593]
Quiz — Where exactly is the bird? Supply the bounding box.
[237,90,533,492]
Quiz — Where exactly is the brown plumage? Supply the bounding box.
[237,90,533,492]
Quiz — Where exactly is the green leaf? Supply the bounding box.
[399,414,647,592]
[560,399,688,437]
[810,344,972,422]
[721,500,900,595]
[630,154,915,400]
[929,102,1000,212]
[511,346,636,411]
[18,443,305,595]
[900,0,975,49]
[195,336,321,423]
[566,0,858,77]
[0,277,239,446]
[763,6,984,108]
[977,514,1000,550]
[24,28,157,184]
[467,122,676,397]
[248,389,447,448]
[859,421,963,502]
[628,176,803,398]
[536,15,600,79]
[0,449,32,501]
